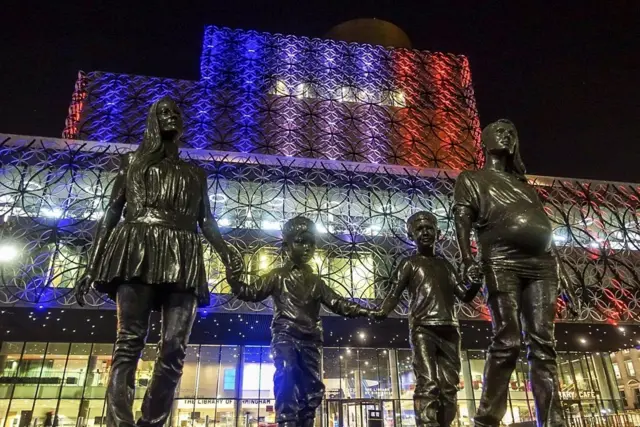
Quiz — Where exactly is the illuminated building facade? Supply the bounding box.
[1,26,640,427]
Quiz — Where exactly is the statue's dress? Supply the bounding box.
[93,153,209,308]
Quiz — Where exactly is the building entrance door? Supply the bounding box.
[324,399,396,427]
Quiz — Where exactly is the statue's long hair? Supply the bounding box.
[481,119,527,182]
[127,96,182,206]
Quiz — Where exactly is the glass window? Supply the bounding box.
[196,346,221,399]
[358,349,379,399]
[171,399,195,427]
[0,342,24,399]
[510,357,532,419]
[241,347,263,398]
[178,345,199,399]
[467,350,485,401]
[217,347,239,400]
[135,345,156,399]
[61,344,90,399]
[204,399,236,427]
[13,343,47,399]
[84,343,113,399]
[557,352,576,398]
[5,399,35,427]
[322,348,342,399]
[30,399,59,427]
[376,349,392,399]
[0,399,10,427]
[397,349,414,401]
[37,343,70,399]
[240,345,275,426]
[625,360,635,377]
[509,400,534,425]
[613,363,622,379]
[598,353,626,411]
[78,399,107,427]
[573,354,595,395]
[340,348,359,399]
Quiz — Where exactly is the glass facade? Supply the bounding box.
[610,348,640,412]
[0,341,634,427]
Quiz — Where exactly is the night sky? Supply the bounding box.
[1,1,638,182]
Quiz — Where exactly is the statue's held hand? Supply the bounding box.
[223,248,244,277]
[560,275,580,318]
[463,260,483,285]
[74,274,93,307]
[371,309,386,321]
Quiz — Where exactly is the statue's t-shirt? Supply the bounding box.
[453,169,557,279]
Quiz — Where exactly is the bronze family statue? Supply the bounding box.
[453,119,574,427]
[74,96,242,427]
[76,93,572,427]
[227,216,379,427]
[373,211,481,427]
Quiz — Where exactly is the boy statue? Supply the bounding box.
[227,216,379,427]
[374,211,482,427]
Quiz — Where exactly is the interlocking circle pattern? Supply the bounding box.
[1,135,639,324]
[63,26,481,171]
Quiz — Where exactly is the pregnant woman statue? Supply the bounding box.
[74,96,241,427]
[453,119,571,427]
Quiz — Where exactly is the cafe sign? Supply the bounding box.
[559,390,596,400]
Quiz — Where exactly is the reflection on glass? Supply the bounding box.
[467,351,485,401]
[84,344,113,399]
[196,346,221,399]
[13,343,47,399]
[78,398,107,427]
[0,342,633,427]
[0,342,24,399]
[6,398,35,427]
[180,346,199,399]
[61,344,90,399]
[135,345,156,399]
[0,399,11,427]
[37,343,70,400]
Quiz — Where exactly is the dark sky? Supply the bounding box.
[1,1,638,182]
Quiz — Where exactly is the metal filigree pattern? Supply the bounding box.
[62,26,481,170]
[1,134,639,323]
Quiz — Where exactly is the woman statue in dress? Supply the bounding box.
[74,96,241,427]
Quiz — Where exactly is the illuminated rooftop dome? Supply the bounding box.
[324,18,412,48]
